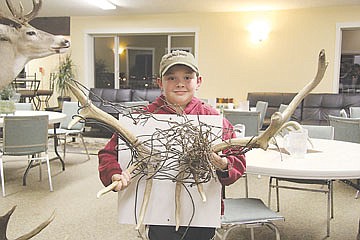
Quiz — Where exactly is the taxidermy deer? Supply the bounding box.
[0,0,70,90]
[0,0,67,238]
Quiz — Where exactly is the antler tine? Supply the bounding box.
[16,210,55,240]
[66,80,140,146]
[24,0,42,22]
[5,0,19,19]
[212,49,328,153]
[4,0,42,24]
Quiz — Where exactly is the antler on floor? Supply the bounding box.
[0,206,55,240]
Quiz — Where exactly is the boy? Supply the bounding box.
[98,50,246,240]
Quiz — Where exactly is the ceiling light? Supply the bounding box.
[88,0,116,10]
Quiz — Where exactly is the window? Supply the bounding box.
[92,32,196,89]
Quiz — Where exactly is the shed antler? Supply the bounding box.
[212,49,328,153]
[0,206,54,240]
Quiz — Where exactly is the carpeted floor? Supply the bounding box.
[1,137,360,240]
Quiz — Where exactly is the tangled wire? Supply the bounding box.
[72,81,250,186]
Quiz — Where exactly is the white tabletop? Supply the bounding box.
[245,138,360,180]
[0,110,66,126]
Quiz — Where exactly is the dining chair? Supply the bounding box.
[268,124,335,237]
[14,102,34,111]
[35,72,55,109]
[329,115,360,199]
[48,101,90,161]
[340,108,348,118]
[217,186,284,240]
[328,115,360,143]
[350,107,360,118]
[223,109,260,137]
[0,115,52,196]
[255,101,268,130]
[278,104,288,113]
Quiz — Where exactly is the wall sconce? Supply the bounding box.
[112,47,125,55]
[248,20,270,43]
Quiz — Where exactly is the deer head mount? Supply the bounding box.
[0,206,54,240]
[0,0,70,90]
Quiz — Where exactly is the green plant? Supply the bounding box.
[55,54,75,97]
[0,84,16,100]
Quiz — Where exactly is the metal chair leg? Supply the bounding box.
[268,177,273,207]
[79,134,90,160]
[275,178,280,212]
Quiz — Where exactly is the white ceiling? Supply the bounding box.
[0,0,359,17]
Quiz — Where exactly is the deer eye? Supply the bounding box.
[26,31,36,36]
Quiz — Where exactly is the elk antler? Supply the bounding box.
[0,206,55,240]
[4,0,42,25]
[66,80,156,229]
[211,49,328,153]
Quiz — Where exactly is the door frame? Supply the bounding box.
[334,22,360,93]
[84,28,199,89]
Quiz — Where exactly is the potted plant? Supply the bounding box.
[55,54,74,107]
[0,84,18,114]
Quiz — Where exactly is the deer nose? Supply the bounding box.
[62,39,70,48]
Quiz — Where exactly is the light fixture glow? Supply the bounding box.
[88,0,116,10]
[248,20,270,43]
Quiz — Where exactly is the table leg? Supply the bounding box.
[51,125,65,171]
[23,159,35,186]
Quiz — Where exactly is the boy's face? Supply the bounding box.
[157,64,202,109]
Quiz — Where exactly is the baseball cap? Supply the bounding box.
[159,50,199,77]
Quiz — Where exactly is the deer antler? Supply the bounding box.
[3,0,42,25]
[0,206,54,240]
[211,49,328,153]
[66,80,156,229]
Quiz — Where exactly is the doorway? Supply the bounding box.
[91,32,196,90]
[334,23,360,93]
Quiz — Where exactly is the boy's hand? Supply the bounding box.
[209,152,228,170]
[111,170,131,191]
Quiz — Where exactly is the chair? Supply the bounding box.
[48,101,90,161]
[278,104,293,123]
[329,115,360,199]
[268,125,335,237]
[302,125,334,139]
[217,197,284,240]
[35,72,55,109]
[14,103,34,111]
[255,101,268,130]
[0,115,52,196]
[278,104,288,113]
[223,109,260,137]
[340,108,348,118]
[329,115,360,143]
[350,107,360,118]
[12,74,40,108]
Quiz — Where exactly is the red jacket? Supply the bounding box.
[98,96,246,213]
